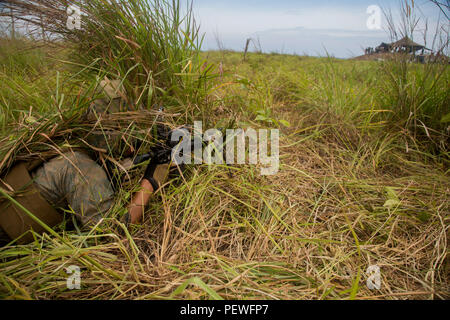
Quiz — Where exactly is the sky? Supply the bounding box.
[190,0,448,58]
[0,0,446,58]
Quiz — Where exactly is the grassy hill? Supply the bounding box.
[0,0,449,300]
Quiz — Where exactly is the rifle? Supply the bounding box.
[104,108,184,188]
[114,108,228,225]
[125,110,201,225]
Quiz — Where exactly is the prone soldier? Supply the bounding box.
[0,78,170,244]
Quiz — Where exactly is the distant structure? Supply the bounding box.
[390,37,431,54]
[368,36,431,55]
[364,36,437,63]
[375,42,391,53]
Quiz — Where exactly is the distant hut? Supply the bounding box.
[390,36,429,54]
[375,42,391,53]
[361,37,437,62]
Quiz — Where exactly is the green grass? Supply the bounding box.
[0,1,449,300]
[67,0,215,109]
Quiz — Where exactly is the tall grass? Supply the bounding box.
[5,0,215,110]
[72,0,212,108]
[0,1,449,301]
[1,47,449,300]
[378,55,449,155]
[0,37,60,133]
[379,0,450,157]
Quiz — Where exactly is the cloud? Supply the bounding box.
[195,5,373,36]
[258,27,386,39]
[194,1,446,58]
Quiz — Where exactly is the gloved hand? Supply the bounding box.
[142,159,170,192]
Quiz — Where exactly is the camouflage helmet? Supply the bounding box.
[83,77,139,158]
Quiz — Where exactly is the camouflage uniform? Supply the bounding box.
[84,89,137,158]
[0,79,141,241]
[0,151,115,244]
[32,151,115,227]
[27,82,132,228]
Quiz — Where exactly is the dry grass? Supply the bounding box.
[0,0,449,300]
[2,50,448,300]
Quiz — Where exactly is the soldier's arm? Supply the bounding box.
[126,161,169,225]
[127,179,154,224]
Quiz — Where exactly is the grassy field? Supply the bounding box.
[0,0,449,300]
